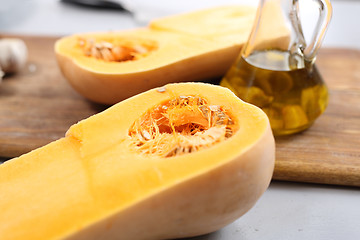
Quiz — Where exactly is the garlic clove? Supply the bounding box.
[0,38,28,74]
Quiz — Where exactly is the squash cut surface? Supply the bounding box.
[0,83,275,240]
[56,29,222,74]
[149,5,256,38]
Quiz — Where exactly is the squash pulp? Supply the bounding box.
[0,83,275,240]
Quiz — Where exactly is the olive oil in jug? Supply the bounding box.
[221,49,328,136]
[220,0,332,135]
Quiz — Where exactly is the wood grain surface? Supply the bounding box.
[274,49,360,187]
[0,35,359,186]
[0,35,107,158]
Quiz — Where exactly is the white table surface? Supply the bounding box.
[1,0,360,239]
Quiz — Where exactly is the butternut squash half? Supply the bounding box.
[55,6,257,104]
[0,83,275,240]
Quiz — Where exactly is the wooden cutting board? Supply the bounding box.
[0,35,359,187]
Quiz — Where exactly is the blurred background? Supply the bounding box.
[0,0,359,49]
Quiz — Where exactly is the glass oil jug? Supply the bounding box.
[220,0,332,136]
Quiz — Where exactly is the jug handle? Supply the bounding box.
[303,0,332,61]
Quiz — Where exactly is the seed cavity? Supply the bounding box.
[128,96,236,157]
[78,37,158,62]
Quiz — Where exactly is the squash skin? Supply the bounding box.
[0,83,275,240]
[55,35,240,104]
[66,125,274,240]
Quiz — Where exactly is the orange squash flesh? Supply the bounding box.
[150,4,288,48]
[149,5,257,40]
[0,83,275,240]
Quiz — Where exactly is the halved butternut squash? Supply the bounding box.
[55,28,244,104]
[0,83,275,240]
[55,6,257,104]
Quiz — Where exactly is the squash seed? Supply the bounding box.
[157,87,167,93]
[77,37,157,62]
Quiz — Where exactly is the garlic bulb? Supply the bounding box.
[0,38,28,75]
